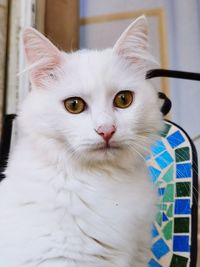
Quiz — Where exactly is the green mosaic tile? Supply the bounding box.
[163,184,174,202]
[162,220,172,240]
[174,217,190,233]
[166,204,173,218]
[160,123,171,137]
[156,181,164,187]
[156,212,162,227]
[176,182,191,197]
[159,203,168,211]
[162,165,174,183]
[175,147,190,162]
[170,254,188,267]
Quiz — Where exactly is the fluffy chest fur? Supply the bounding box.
[0,145,156,267]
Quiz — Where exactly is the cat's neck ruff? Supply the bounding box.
[15,132,147,179]
[3,134,156,267]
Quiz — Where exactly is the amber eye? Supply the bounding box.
[64,97,86,114]
[113,91,133,109]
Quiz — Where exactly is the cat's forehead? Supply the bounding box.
[60,49,140,97]
[63,49,120,80]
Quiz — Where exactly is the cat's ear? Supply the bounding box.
[23,27,63,87]
[113,16,153,64]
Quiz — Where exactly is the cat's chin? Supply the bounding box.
[76,143,124,163]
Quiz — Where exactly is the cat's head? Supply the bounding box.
[19,16,162,165]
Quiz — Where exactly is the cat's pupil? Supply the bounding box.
[71,100,77,108]
[121,95,126,103]
[68,99,80,111]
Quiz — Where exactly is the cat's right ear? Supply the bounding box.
[23,28,63,87]
[113,16,155,65]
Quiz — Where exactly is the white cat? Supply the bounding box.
[0,16,162,267]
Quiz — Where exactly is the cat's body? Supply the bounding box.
[0,138,156,267]
[0,17,162,267]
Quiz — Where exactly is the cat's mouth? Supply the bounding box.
[89,143,121,152]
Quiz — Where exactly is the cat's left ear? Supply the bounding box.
[23,27,63,87]
[113,16,152,64]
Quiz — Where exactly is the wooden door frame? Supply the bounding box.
[36,0,80,51]
[0,0,9,131]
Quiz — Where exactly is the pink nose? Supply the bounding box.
[96,125,116,142]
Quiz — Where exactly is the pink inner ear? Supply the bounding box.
[113,16,150,64]
[30,57,62,87]
[23,28,63,87]
[115,31,148,64]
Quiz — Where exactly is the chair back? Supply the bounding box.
[146,120,198,267]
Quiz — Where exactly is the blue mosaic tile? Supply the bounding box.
[173,235,190,252]
[148,258,162,267]
[176,163,192,178]
[158,187,165,196]
[155,151,174,169]
[151,140,166,156]
[167,130,185,148]
[162,212,169,222]
[145,155,151,161]
[152,224,159,238]
[151,238,170,260]
[175,199,191,215]
[148,166,161,183]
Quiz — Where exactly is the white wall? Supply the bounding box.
[80,0,200,167]
[165,0,200,163]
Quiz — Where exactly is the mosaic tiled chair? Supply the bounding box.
[146,69,199,267]
[0,69,199,267]
[146,120,198,267]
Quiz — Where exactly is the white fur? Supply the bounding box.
[0,17,162,267]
